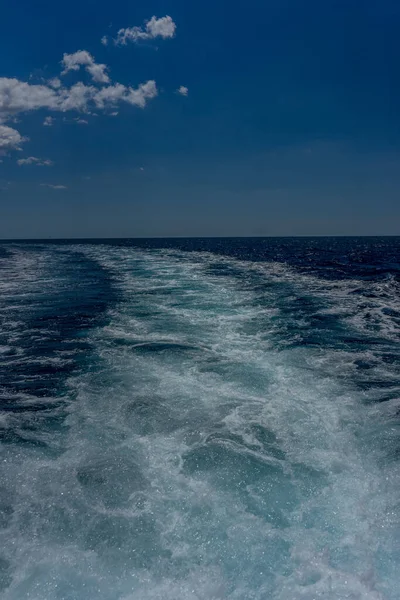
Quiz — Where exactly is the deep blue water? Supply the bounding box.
[0,237,399,599]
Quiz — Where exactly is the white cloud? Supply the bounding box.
[94,80,157,109]
[40,183,67,189]
[87,62,110,84]
[0,62,158,153]
[17,156,53,166]
[146,15,176,38]
[0,124,27,151]
[0,76,157,117]
[177,85,188,96]
[48,77,61,89]
[125,80,158,107]
[58,82,96,112]
[61,50,110,84]
[101,36,109,46]
[75,118,88,124]
[115,15,176,45]
[93,83,126,108]
[0,78,59,119]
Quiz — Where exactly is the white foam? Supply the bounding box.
[1,245,399,599]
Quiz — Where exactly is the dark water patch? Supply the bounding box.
[362,391,400,405]
[0,246,117,453]
[183,434,297,528]
[183,436,283,488]
[124,395,182,436]
[0,246,14,261]
[0,428,50,449]
[342,336,384,346]
[248,424,287,461]
[356,379,399,391]
[0,557,12,593]
[204,261,248,279]
[0,486,14,530]
[77,454,147,509]
[353,359,374,370]
[83,513,169,569]
[290,463,330,496]
[129,340,207,354]
[381,307,400,318]
[0,399,64,414]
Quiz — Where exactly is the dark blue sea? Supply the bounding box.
[0,237,399,599]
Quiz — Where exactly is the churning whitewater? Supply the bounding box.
[0,238,399,600]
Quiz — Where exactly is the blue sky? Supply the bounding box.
[1,0,400,237]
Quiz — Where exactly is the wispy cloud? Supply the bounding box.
[17,156,53,166]
[40,183,67,189]
[115,15,176,45]
[48,77,61,89]
[94,80,158,109]
[43,116,55,126]
[177,85,188,96]
[61,50,110,84]
[101,36,109,46]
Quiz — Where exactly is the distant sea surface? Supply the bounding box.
[0,237,399,599]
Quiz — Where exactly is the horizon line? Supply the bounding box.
[1,234,400,242]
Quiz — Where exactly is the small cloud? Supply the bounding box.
[48,77,61,89]
[75,118,89,125]
[110,111,118,116]
[0,125,28,152]
[177,85,188,96]
[83,176,91,180]
[61,50,110,84]
[101,35,109,46]
[94,79,157,109]
[115,15,176,45]
[40,183,67,189]
[18,156,54,166]
[43,116,55,127]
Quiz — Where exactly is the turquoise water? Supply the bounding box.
[0,238,399,599]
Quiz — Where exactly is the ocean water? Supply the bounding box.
[0,237,399,600]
